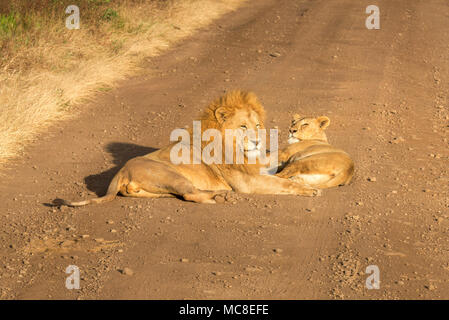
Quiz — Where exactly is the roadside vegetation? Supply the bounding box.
[0,0,245,167]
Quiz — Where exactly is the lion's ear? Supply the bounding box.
[317,116,330,129]
[215,107,228,124]
[293,113,301,121]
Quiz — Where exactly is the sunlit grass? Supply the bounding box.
[0,0,247,167]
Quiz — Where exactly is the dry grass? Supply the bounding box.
[0,0,246,167]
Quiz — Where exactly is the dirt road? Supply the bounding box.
[0,0,448,299]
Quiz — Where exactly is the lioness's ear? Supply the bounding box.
[317,116,330,129]
[293,113,301,121]
[215,107,228,124]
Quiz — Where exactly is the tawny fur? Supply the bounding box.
[61,91,319,206]
[276,114,354,189]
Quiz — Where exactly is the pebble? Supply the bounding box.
[120,267,134,276]
[425,284,436,291]
[390,137,405,144]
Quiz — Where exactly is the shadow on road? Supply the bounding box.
[85,142,158,196]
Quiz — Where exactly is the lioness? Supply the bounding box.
[61,91,319,206]
[276,114,354,188]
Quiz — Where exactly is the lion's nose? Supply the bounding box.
[250,140,261,149]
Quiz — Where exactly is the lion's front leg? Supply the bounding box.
[237,174,321,197]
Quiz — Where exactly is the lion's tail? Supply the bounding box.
[61,172,121,207]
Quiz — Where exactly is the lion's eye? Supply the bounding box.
[301,123,309,128]
[240,125,247,130]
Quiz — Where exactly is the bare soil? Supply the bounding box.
[0,0,448,299]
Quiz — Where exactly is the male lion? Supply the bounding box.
[276,114,354,189]
[61,91,319,206]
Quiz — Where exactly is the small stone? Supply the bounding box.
[390,136,405,144]
[273,248,283,253]
[425,284,436,291]
[180,258,189,263]
[367,177,377,182]
[269,52,281,57]
[120,267,134,276]
[81,234,89,239]
[212,271,222,276]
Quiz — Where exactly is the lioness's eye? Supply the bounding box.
[302,123,309,128]
[240,125,247,130]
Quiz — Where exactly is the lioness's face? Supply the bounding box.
[288,115,330,144]
[221,108,265,157]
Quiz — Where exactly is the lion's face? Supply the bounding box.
[200,91,267,162]
[217,108,265,158]
[288,114,330,144]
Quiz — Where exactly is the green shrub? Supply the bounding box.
[102,8,125,29]
[102,8,118,21]
[0,12,18,36]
